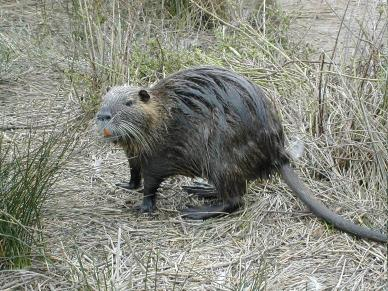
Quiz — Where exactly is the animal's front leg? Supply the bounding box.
[134,174,161,213]
[116,159,142,190]
[128,163,142,188]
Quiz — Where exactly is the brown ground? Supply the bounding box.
[0,1,386,290]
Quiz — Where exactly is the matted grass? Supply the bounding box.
[0,0,386,289]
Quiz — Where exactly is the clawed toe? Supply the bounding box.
[116,182,134,190]
[116,181,142,191]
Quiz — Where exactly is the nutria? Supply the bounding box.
[96,66,387,243]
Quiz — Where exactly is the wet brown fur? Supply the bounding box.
[96,66,387,243]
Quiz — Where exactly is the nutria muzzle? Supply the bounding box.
[96,108,112,137]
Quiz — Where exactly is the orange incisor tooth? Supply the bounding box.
[103,128,112,137]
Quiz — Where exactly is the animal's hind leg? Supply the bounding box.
[182,181,218,199]
[182,181,245,220]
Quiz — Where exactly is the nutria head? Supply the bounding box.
[96,85,162,154]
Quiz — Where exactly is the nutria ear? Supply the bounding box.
[106,86,111,93]
[139,89,150,102]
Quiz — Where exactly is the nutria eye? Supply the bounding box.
[125,100,133,107]
[139,90,150,102]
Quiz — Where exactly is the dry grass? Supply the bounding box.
[0,0,387,290]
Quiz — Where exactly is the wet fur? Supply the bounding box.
[148,67,288,196]
[96,66,387,243]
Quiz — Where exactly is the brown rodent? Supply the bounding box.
[96,66,387,243]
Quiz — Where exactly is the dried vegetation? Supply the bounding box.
[0,0,386,289]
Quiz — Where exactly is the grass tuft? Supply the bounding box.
[0,129,77,269]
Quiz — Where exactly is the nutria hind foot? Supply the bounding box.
[182,202,241,220]
[182,182,218,199]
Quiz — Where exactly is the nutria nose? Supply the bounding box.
[96,112,112,121]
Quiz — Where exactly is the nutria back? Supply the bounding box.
[150,66,289,180]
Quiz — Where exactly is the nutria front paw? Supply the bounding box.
[116,181,142,190]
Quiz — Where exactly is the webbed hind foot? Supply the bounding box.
[182,202,240,220]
